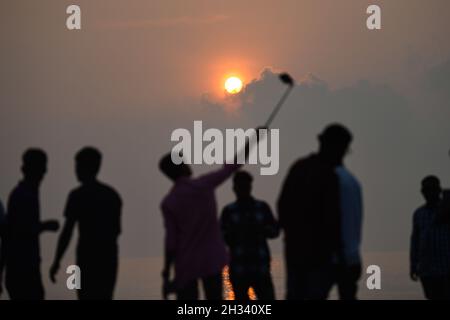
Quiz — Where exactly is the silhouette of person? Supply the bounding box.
[159,155,240,300]
[438,149,450,224]
[0,199,5,232]
[335,164,363,300]
[221,171,279,300]
[50,147,122,300]
[2,149,59,300]
[410,176,450,300]
[0,199,5,297]
[277,124,361,300]
[159,129,264,300]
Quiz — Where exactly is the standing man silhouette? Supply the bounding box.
[0,199,5,297]
[3,149,59,300]
[278,124,362,300]
[50,147,122,300]
[221,171,279,300]
[410,176,450,300]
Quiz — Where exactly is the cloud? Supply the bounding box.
[200,67,332,125]
[200,67,291,114]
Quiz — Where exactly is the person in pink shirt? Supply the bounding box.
[159,129,263,300]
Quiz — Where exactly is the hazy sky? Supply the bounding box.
[1,0,450,266]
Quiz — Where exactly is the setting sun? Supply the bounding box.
[224,76,243,94]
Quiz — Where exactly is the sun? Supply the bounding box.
[224,76,243,94]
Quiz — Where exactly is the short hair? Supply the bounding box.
[421,175,441,189]
[233,170,253,185]
[22,148,47,168]
[319,124,353,147]
[76,147,102,174]
[159,153,184,181]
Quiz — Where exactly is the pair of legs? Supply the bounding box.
[177,273,223,300]
[286,261,361,300]
[77,257,118,300]
[230,270,275,300]
[6,266,44,300]
[420,276,450,300]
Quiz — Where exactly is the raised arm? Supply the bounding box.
[196,127,266,188]
[195,163,242,189]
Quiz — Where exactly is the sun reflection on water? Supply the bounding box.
[222,266,256,300]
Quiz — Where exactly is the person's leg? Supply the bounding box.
[420,276,439,300]
[76,255,118,300]
[443,276,450,300]
[229,272,251,301]
[99,257,118,300]
[77,260,92,300]
[33,266,45,300]
[5,275,19,300]
[202,273,223,300]
[337,263,362,300]
[6,266,44,300]
[251,272,276,300]
[78,262,100,300]
[304,263,335,300]
[286,262,309,300]
[177,280,199,300]
[428,276,447,300]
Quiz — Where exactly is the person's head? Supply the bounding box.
[75,147,102,184]
[421,175,442,205]
[233,171,253,200]
[21,149,47,186]
[318,124,353,166]
[159,153,192,182]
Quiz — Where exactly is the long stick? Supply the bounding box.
[264,85,294,128]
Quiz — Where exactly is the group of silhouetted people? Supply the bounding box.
[0,147,122,300]
[159,123,364,300]
[1,123,449,300]
[159,122,450,301]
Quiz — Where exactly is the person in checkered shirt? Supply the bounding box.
[410,175,450,300]
[221,171,280,300]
